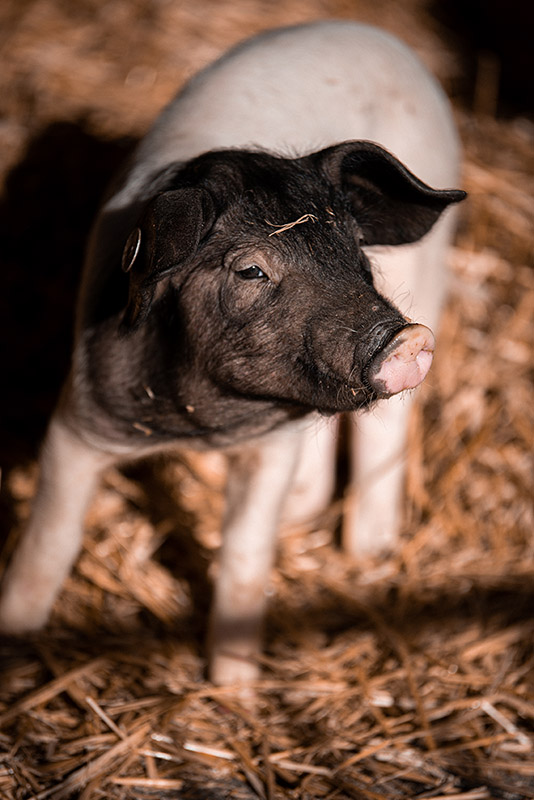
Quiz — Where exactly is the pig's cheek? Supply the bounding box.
[219,280,266,317]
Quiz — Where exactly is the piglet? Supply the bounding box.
[0,21,465,684]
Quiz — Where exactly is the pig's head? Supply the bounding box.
[116,142,464,431]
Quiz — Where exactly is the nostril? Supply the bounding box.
[367,324,435,397]
[366,319,408,357]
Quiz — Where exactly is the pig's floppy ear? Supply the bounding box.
[315,141,466,246]
[120,187,214,331]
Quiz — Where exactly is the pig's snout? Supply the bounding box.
[367,324,435,397]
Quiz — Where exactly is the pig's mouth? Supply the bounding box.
[303,321,435,413]
[299,360,377,414]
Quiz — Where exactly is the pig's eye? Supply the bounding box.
[235,264,267,280]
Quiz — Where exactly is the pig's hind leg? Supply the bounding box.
[343,221,450,556]
[0,415,112,633]
[343,393,414,556]
[209,422,305,685]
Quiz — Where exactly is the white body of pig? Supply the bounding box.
[0,21,461,684]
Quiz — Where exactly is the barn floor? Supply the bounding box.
[0,1,533,798]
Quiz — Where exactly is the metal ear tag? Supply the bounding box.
[121,227,142,273]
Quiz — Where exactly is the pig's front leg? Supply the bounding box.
[343,394,411,556]
[0,415,113,633]
[209,422,304,685]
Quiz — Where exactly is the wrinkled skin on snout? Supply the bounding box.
[73,142,464,450]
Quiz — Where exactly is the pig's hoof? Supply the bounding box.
[209,650,261,687]
[0,591,50,635]
[343,526,397,558]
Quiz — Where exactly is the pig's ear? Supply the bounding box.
[120,188,214,331]
[315,141,466,246]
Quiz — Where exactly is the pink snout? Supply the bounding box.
[368,324,435,397]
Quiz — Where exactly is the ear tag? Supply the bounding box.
[121,227,142,273]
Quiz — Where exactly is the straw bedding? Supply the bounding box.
[0,1,532,797]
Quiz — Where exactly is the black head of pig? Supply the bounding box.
[81,141,465,447]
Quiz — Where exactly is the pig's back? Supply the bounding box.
[116,20,460,209]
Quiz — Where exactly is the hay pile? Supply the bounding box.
[0,1,533,798]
